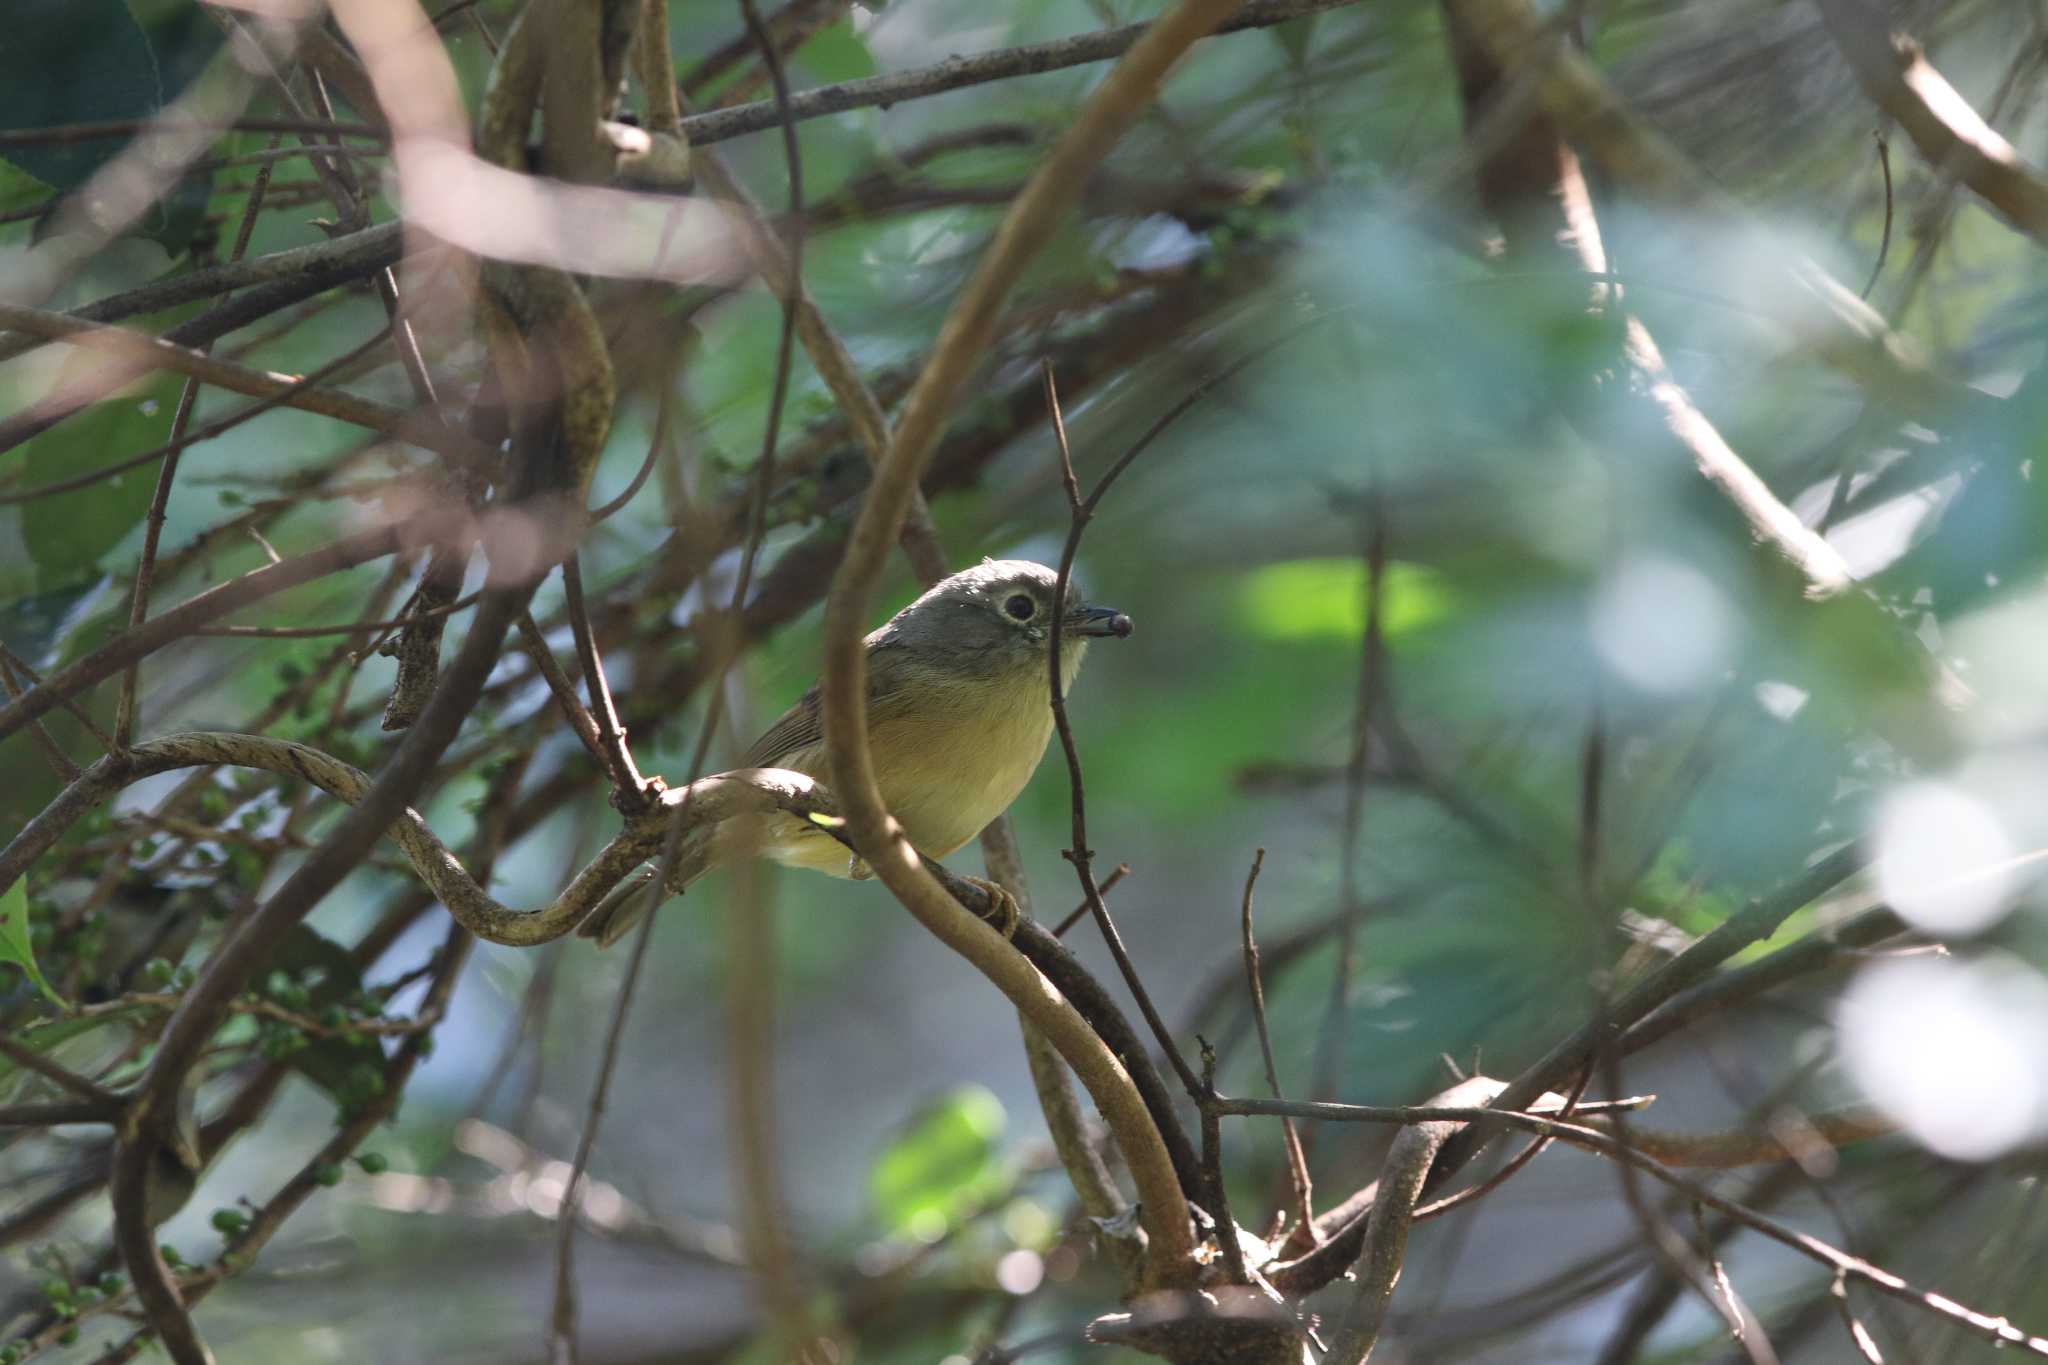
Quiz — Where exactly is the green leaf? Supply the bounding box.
[1234,557,1455,643]
[0,1,221,253]
[13,373,182,589]
[869,1085,1009,1238]
[794,19,877,85]
[0,881,66,1008]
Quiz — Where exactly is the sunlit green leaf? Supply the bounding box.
[1234,557,1454,643]
[869,1085,1008,1238]
[0,881,65,1008]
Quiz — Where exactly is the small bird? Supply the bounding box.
[578,559,1132,945]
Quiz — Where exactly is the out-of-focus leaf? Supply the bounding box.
[1234,557,1454,642]
[869,1085,1008,1238]
[0,881,65,1008]
[0,575,112,666]
[1267,14,1319,65]
[13,372,183,589]
[0,0,221,253]
[794,19,876,85]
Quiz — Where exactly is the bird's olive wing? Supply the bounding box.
[738,637,908,769]
[742,684,823,768]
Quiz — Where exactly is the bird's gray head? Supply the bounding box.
[875,559,1132,683]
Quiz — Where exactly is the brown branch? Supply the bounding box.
[1426,843,1866,1199]
[1815,0,2048,245]
[561,554,651,810]
[0,1033,123,1108]
[0,325,398,506]
[1446,0,1980,419]
[675,0,1369,147]
[0,303,489,466]
[192,591,481,638]
[0,651,82,780]
[1325,1076,1505,1363]
[1619,904,1910,1055]
[1198,1040,1251,1285]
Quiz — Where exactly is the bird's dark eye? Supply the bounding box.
[1004,593,1037,621]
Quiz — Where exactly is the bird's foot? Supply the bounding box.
[960,876,1021,940]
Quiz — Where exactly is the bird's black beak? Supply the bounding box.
[1067,603,1134,639]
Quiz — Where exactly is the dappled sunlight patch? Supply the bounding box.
[1837,952,2048,1161]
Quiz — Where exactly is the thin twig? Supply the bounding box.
[0,642,117,756]
[1042,361,1202,1096]
[1198,1039,1251,1285]
[0,302,490,467]
[1312,474,1386,1117]
[546,880,661,1365]
[561,554,650,811]
[514,613,613,775]
[1861,131,1894,300]
[1051,861,1128,937]
[192,592,481,638]
[0,325,398,507]
[1239,849,1316,1241]
[0,652,81,780]
[674,0,1371,147]
[114,134,282,749]
[0,1033,123,1107]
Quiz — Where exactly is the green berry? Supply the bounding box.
[97,1272,124,1295]
[313,1163,344,1187]
[354,1152,389,1175]
[39,1278,68,1304]
[58,1327,79,1346]
[143,958,176,986]
[209,1208,247,1235]
[159,1244,184,1268]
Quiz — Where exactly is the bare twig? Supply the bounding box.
[0,1033,122,1108]
[1050,862,1129,937]
[561,555,651,810]
[0,651,83,779]
[1198,1040,1252,1285]
[546,875,661,1365]
[1042,361,1201,1099]
[113,133,282,749]
[675,0,1369,147]
[193,592,481,638]
[1814,0,2048,245]
[0,324,397,507]
[1861,132,1895,300]
[1239,849,1315,1241]
[1325,1077,1505,1363]
[0,302,490,466]
[514,612,613,774]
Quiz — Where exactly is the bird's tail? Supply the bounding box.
[577,843,713,947]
